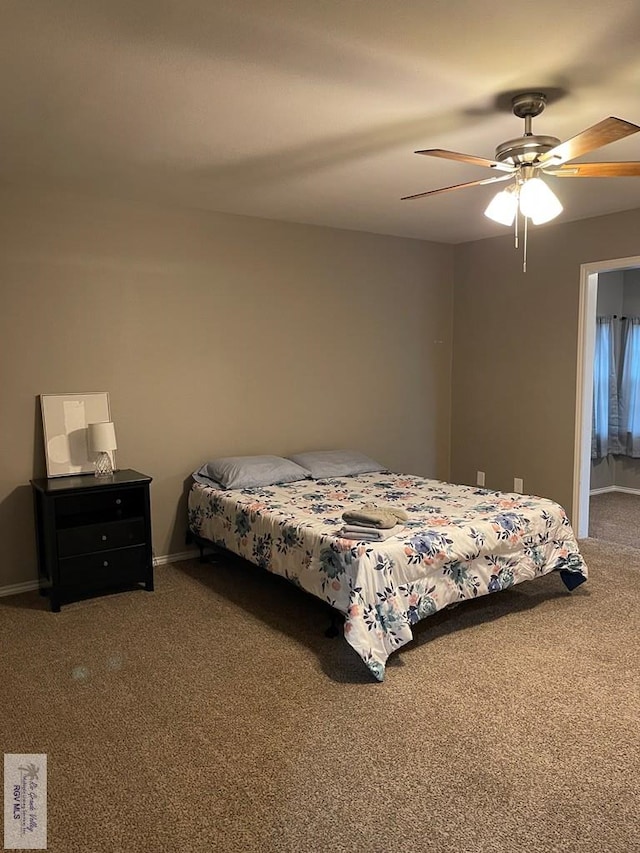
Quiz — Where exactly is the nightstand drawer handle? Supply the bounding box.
[103,561,109,567]
[101,535,108,541]
[115,499,122,505]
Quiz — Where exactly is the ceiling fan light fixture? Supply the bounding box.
[403,93,640,270]
[484,186,518,226]
[519,177,563,224]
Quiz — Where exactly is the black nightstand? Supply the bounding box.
[31,469,154,612]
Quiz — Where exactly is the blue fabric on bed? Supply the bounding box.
[559,569,587,591]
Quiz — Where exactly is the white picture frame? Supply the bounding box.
[40,392,115,477]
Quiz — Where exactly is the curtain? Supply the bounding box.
[618,317,640,457]
[591,316,620,459]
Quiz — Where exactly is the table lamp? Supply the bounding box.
[87,421,117,477]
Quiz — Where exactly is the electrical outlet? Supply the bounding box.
[514,477,524,493]
[476,470,485,487]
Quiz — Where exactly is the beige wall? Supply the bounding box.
[591,457,615,492]
[451,206,640,518]
[0,187,454,587]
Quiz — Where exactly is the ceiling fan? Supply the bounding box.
[402,93,640,269]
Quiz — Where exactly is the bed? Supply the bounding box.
[187,468,587,681]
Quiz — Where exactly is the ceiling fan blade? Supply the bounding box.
[538,117,640,166]
[401,173,512,201]
[544,161,640,177]
[415,148,514,173]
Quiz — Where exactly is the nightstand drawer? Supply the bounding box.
[55,488,146,526]
[57,517,146,557]
[59,546,148,588]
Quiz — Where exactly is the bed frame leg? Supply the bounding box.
[324,612,342,638]
[186,529,214,563]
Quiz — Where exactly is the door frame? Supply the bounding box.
[573,254,640,537]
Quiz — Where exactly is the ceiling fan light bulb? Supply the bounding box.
[484,188,517,226]
[519,177,563,224]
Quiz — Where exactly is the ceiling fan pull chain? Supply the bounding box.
[514,204,519,249]
[523,215,528,273]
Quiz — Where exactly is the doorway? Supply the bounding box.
[574,255,640,539]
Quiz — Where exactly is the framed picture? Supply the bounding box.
[40,392,115,477]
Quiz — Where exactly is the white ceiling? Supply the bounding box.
[2,0,640,243]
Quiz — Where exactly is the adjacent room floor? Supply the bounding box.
[589,491,640,549]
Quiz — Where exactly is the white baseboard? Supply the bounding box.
[0,579,40,598]
[153,549,199,566]
[590,485,640,496]
[0,549,200,599]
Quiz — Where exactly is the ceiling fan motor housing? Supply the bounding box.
[495,134,562,166]
[494,94,561,166]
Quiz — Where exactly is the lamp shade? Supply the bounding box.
[519,177,563,224]
[87,421,117,452]
[484,188,518,226]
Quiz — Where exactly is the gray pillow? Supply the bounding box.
[191,469,224,489]
[194,455,311,490]
[288,450,384,479]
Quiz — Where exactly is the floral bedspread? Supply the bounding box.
[187,472,587,681]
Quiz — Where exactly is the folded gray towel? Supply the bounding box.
[342,504,409,529]
[338,523,404,542]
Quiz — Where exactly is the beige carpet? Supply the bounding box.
[589,491,640,549]
[1,539,639,853]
